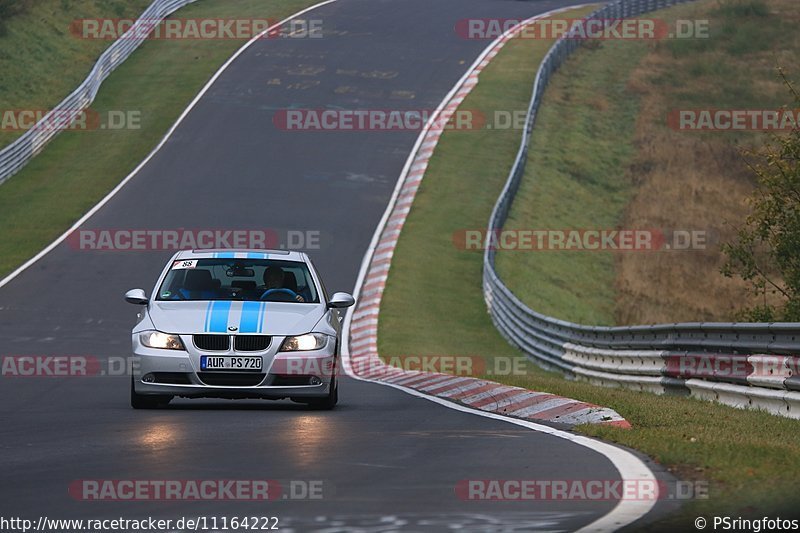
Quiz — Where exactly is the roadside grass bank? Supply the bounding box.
[0,0,318,277]
[379,5,597,366]
[377,0,800,526]
[0,0,153,148]
[495,0,799,325]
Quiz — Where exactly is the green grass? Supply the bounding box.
[493,39,647,326]
[495,0,797,325]
[500,369,800,526]
[0,0,319,276]
[378,0,800,526]
[379,7,599,365]
[0,0,154,147]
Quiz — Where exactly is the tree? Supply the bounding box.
[721,70,800,322]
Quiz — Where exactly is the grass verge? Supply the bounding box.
[378,0,800,527]
[0,0,319,276]
[495,0,799,325]
[0,0,153,148]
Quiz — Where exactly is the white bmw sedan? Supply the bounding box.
[125,249,355,410]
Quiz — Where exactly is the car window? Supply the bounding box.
[157,258,319,303]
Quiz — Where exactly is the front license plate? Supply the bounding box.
[201,356,262,371]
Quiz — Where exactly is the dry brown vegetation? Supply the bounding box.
[615,0,799,323]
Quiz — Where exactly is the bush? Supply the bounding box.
[722,70,800,321]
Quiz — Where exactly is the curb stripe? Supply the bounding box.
[340,5,630,430]
[338,5,650,531]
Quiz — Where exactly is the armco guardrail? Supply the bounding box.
[0,0,197,186]
[483,0,800,419]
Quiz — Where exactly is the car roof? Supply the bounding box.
[174,249,306,262]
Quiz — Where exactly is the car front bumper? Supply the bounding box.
[131,334,337,400]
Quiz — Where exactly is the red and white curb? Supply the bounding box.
[343,9,630,429]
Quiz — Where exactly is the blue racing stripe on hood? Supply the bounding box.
[207,301,232,333]
[239,301,262,333]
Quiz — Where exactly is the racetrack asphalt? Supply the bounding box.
[0,0,675,530]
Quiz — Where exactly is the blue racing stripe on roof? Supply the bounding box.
[207,301,232,333]
[239,301,261,333]
[246,252,268,259]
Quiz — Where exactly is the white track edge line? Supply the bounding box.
[340,5,657,532]
[0,0,340,291]
[355,376,657,533]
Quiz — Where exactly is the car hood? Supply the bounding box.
[148,300,326,336]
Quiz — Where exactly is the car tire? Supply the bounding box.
[307,377,338,410]
[130,376,172,409]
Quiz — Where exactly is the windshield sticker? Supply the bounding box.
[171,259,198,270]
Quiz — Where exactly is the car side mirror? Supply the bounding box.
[125,288,149,305]
[327,292,355,309]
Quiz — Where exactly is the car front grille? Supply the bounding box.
[194,335,230,351]
[234,335,271,352]
[193,335,271,352]
[198,372,265,387]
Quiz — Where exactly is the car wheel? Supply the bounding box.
[307,377,338,410]
[130,376,172,409]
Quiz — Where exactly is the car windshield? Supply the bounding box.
[157,258,319,303]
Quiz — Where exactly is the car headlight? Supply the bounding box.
[140,331,185,350]
[280,333,328,352]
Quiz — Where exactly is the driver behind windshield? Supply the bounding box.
[261,266,305,302]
